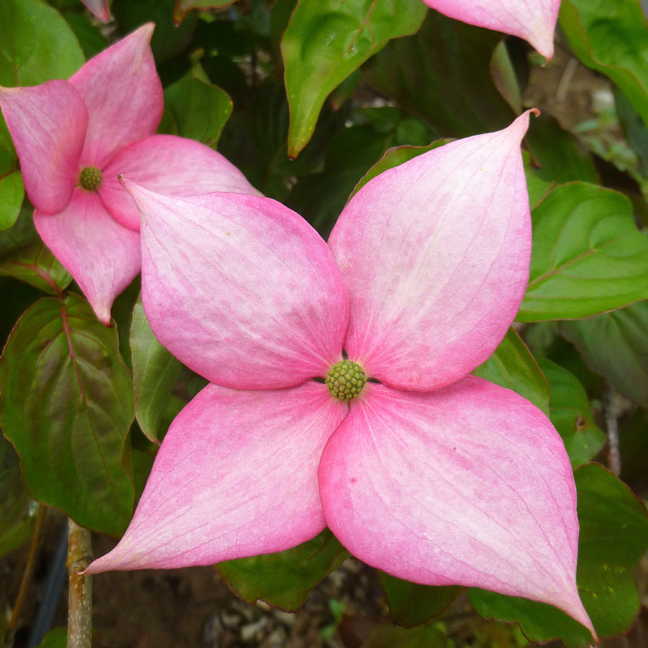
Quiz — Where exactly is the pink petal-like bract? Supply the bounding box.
[81,0,112,22]
[422,0,559,59]
[0,82,88,214]
[70,23,163,168]
[126,181,349,389]
[34,190,140,324]
[86,382,346,572]
[329,111,533,392]
[100,135,260,231]
[319,378,594,634]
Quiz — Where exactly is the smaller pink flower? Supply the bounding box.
[0,24,257,323]
[81,0,112,23]
[88,111,594,639]
[422,0,560,59]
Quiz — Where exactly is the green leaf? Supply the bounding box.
[539,358,605,467]
[362,623,447,648]
[0,204,38,260]
[575,463,648,637]
[0,434,33,557]
[560,0,648,129]
[365,11,514,138]
[526,114,598,186]
[469,589,592,647]
[473,330,550,414]
[160,64,232,148]
[130,300,206,443]
[351,140,448,198]
[282,0,426,157]
[0,0,84,86]
[559,301,648,408]
[379,573,460,628]
[519,182,648,321]
[0,172,23,231]
[35,628,67,648]
[217,529,348,609]
[0,294,135,535]
[471,464,648,644]
[0,240,71,294]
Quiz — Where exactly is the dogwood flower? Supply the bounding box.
[0,24,256,323]
[81,0,111,23]
[422,0,560,59]
[87,111,594,637]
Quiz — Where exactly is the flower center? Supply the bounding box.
[325,359,367,402]
[79,166,103,191]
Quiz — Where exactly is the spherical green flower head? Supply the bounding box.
[79,166,103,191]
[325,359,368,402]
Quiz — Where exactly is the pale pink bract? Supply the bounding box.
[422,0,561,59]
[0,24,257,324]
[88,111,594,639]
[81,0,112,23]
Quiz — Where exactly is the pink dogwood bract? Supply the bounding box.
[422,0,560,59]
[0,24,257,324]
[87,111,594,638]
[81,0,111,23]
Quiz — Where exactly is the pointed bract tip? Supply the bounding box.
[133,22,155,43]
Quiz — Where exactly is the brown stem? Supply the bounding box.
[67,520,93,648]
[605,387,624,477]
[5,504,47,648]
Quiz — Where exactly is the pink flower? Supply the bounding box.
[422,0,560,59]
[81,0,112,23]
[87,111,594,637]
[0,24,257,324]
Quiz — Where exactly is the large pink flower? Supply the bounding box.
[0,24,256,324]
[422,0,561,59]
[87,111,593,636]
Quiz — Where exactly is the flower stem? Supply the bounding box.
[67,520,93,648]
[5,504,47,648]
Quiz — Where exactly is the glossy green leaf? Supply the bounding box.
[0,434,33,557]
[575,463,648,637]
[0,294,135,535]
[160,64,232,148]
[526,114,598,186]
[0,172,23,231]
[469,589,592,647]
[471,463,648,644]
[0,0,84,86]
[0,240,71,294]
[519,182,648,321]
[362,623,447,648]
[173,0,237,24]
[282,0,426,157]
[130,300,205,443]
[539,358,604,467]
[217,529,348,610]
[560,301,648,408]
[365,11,513,138]
[351,140,448,198]
[560,0,648,128]
[473,330,550,414]
[379,573,460,628]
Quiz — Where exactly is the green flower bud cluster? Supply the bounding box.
[79,166,103,191]
[325,359,367,402]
